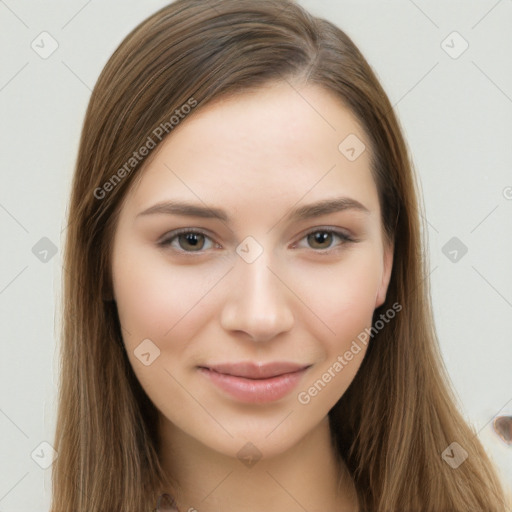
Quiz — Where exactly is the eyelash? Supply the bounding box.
[157,227,356,255]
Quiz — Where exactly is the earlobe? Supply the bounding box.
[375,242,394,308]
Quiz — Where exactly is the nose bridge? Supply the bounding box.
[220,239,294,341]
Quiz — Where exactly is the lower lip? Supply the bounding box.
[198,367,309,404]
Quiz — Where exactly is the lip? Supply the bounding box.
[198,362,311,404]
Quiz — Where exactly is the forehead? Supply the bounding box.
[123,81,379,221]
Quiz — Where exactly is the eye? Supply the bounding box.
[157,228,217,253]
[294,228,355,252]
[157,227,355,254]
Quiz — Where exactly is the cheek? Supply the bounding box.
[112,248,220,350]
[291,249,381,406]
[111,249,220,409]
[292,248,382,344]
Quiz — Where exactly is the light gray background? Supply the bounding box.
[1,1,511,510]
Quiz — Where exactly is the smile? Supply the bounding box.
[198,362,311,404]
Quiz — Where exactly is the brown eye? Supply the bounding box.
[307,231,334,250]
[158,229,215,253]
[299,228,354,252]
[177,232,206,251]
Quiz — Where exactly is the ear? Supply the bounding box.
[375,239,394,308]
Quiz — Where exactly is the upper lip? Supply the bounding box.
[200,362,311,379]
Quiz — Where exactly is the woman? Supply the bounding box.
[51,0,511,510]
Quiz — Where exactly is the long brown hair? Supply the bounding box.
[52,0,511,510]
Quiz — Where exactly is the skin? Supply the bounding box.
[111,80,393,512]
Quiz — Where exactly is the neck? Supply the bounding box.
[158,415,359,512]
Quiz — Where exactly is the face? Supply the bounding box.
[111,81,393,460]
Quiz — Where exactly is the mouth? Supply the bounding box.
[197,361,312,404]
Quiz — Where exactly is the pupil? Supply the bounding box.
[182,233,203,250]
[310,231,331,248]
[186,234,198,245]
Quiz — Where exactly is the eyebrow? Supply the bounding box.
[136,196,370,223]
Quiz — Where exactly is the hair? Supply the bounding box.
[52,0,511,510]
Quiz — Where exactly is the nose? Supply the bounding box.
[220,249,294,343]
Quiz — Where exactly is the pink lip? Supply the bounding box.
[198,362,311,404]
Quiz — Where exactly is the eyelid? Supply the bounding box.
[157,227,211,244]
